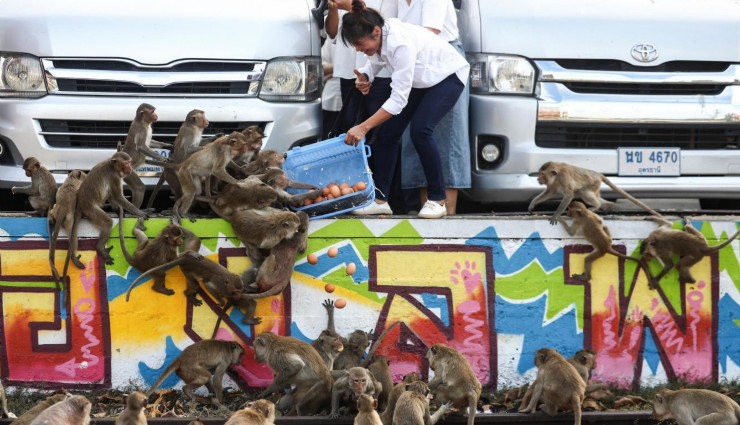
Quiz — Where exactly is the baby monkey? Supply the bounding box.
[225,399,276,425]
[114,391,147,425]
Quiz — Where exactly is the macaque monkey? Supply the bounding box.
[12,156,57,216]
[641,218,740,288]
[239,149,285,177]
[334,330,371,371]
[392,381,451,425]
[28,394,91,425]
[528,161,662,224]
[146,109,210,210]
[367,355,393,412]
[10,393,67,425]
[380,373,421,425]
[355,394,383,425]
[48,170,87,283]
[119,209,192,295]
[650,388,740,425]
[519,348,596,411]
[558,201,652,282]
[228,125,266,178]
[519,348,585,425]
[196,176,278,219]
[173,131,250,220]
[229,207,301,269]
[256,167,321,207]
[253,331,333,416]
[330,367,381,418]
[425,343,481,425]
[0,380,8,419]
[186,418,204,425]
[225,399,276,425]
[114,391,147,425]
[147,339,244,405]
[311,300,345,369]
[121,103,170,209]
[63,152,148,280]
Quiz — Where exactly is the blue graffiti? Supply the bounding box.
[467,227,564,274]
[642,327,663,375]
[138,336,183,387]
[495,294,580,373]
[0,217,48,241]
[295,244,369,283]
[718,295,740,374]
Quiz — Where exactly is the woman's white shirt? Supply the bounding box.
[358,18,469,115]
[397,0,458,42]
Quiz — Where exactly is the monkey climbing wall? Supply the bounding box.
[0,215,738,392]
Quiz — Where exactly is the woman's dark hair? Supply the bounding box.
[340,0,384,46]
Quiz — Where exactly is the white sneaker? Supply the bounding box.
[351,201,393,215]
[417,200,447,219]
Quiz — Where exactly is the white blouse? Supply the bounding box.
[397,0,459,43]
[358,18,469,116]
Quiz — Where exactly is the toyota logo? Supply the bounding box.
[631,44,659,63]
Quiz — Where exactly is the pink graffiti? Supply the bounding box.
[458,301,484,355]
[601,286,618,350]
[74,298,101,366]
[80,260,96,293]
[233,364,272,386]
[450,261,481,294]
[687,283,706,352]
[649,304,684,351]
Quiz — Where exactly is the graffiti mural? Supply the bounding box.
[0,216,738,391]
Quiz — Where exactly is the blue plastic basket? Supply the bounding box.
[283,134,375,219]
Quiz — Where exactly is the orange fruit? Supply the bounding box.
[324,283,335,293]
[328,246,338,257]
[307,253,318,264]
[335,298,347,308]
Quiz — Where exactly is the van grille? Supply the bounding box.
[43,58,264,97]
[562,82,725,96]
[535,123,740,150]
[38,119,266,149]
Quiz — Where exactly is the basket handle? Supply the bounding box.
[364,144,372,158]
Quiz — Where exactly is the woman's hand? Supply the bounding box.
[344,123,369,146]
[353,69,371,95]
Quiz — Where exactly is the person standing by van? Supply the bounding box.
[341,0,469,218]
[397,0,470,216]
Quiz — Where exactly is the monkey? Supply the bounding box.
[224,399,276,425]
[238,149,285,177]
[9,393,67,425]
[518,348,585,425]
[366,355,393,412]
[118,209,193,296]
[62,152,148,283]
[186,418,204,425]
[425,343,481,425]
[12,156,57,216]
[195,176,278,220]
[334,330,371,371]
[379,372,421,425]
[310,300,345,370]
[558,201,654,283]
[146,109,210,210]
[120,103,171,209]
[392,381,451,425]
[48,170,87,283]
[227,125,266,179]
[528,161,663,224]
[114,391,147,425]
[28,394,91,425]
[0,380,8,419]
[173,132,250,221]
[253,331,333,416]
[125,250,245,310]
[256,167,321,208]
[650,388,740,425]
[229,207,301,270]
[518,348,596,411]
[355,394,383,425]
[640,218,740,288]
[147,339,244,405]
[330,367,381,418]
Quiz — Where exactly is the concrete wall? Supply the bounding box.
[0,215,738,392]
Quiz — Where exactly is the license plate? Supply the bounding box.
[618,148,680,177]
[135,148,170,176]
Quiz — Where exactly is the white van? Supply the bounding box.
[0,0,323,188]
[459,0,740,208]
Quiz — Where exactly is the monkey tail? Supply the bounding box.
[239,277,291,299]
[211,299,235,339]
[145,175,166,211]
[125,256,187,302]
[118,208,136,266]
[146,360,180,397]
[144,159,181,170]
[361,321,400,367]
[572,394,583,425]
[600,176,662,218]
[61,207,82,285]
[47,215,62,290]
[705,230,740,253]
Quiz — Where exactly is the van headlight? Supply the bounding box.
[467,54,535,95]
[259,56,321,102]
[0,53,47,98]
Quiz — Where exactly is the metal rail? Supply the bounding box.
[0,411,660,424]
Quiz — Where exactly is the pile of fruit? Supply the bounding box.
[303,181,367,206]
